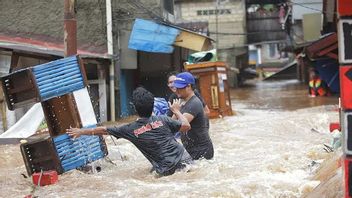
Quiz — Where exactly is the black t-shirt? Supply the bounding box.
[180,95,213,160]
[107,115,185,175]
[167,89,206,117]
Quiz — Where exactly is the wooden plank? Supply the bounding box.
[306,33,337,58]
[317,43,338,57]
[42,94,82,137]
[325,52,338,60]
[185,61,227,70]
[174,31,211,52]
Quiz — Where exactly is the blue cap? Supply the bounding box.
[173,72,195,88]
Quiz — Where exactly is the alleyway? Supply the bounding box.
[0,79,341,197]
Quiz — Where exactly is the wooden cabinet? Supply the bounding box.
[185,61,233,119]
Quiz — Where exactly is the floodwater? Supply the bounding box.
[0,79,341,197]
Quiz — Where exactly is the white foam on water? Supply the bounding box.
[0,81,340,197]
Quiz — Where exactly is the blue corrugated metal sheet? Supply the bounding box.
[33,56,85,100]
[53,133,106,172]
[128,18,180,53]
[1,55,86,110]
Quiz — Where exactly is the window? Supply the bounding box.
[163,0,174,15]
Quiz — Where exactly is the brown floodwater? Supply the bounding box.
[231,79,338,111]
[0,79,341,198]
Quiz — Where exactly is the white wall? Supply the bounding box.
[292,0,323,21]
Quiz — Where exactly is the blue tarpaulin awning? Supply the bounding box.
[128,19,180,53]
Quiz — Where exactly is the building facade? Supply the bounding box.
[174,0,248,86]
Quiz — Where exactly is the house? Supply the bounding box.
[174,0,248,87]
[245,0,293,79]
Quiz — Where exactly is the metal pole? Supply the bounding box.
[64,0,77,57]
[106,0,115,121]
[215,0,219,50]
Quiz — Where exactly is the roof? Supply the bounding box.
[0,34,112,59]
[305,32,338,60]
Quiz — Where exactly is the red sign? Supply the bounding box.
[340,66,352,109]
[338,0,352,16]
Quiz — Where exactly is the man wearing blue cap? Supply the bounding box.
[171,72,214,160]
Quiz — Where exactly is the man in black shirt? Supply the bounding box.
[66,87,192,176]
[172,72,214,160]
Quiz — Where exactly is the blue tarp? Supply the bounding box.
[313,59,340,93]
[128,18,180,53]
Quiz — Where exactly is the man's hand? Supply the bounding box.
[66,128,83,139]
[168,98,182,113]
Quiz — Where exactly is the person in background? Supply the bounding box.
[67,87,192,176]
[308,69,329,97]
[166,71,178,101]
[171,72,214,160]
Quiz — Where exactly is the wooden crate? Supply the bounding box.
[21,133,108,176]
[1,55,87,110]
[41,93,82,137]
[20,135,63,176]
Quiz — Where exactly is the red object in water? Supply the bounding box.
[329,122,341,132]
[32,170,58,186]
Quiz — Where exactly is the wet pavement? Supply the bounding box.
[0,79,340,197]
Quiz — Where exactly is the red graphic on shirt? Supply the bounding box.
[133,121,163,137]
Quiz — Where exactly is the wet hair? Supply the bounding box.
[132,87,154,117]
[191,84,197,90]
[167,71,178,79]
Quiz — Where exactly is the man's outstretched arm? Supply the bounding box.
[66,126,109,139]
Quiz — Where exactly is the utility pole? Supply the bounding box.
[215,0,219,50]
[106,0,115,121]
[64,0,77,57]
